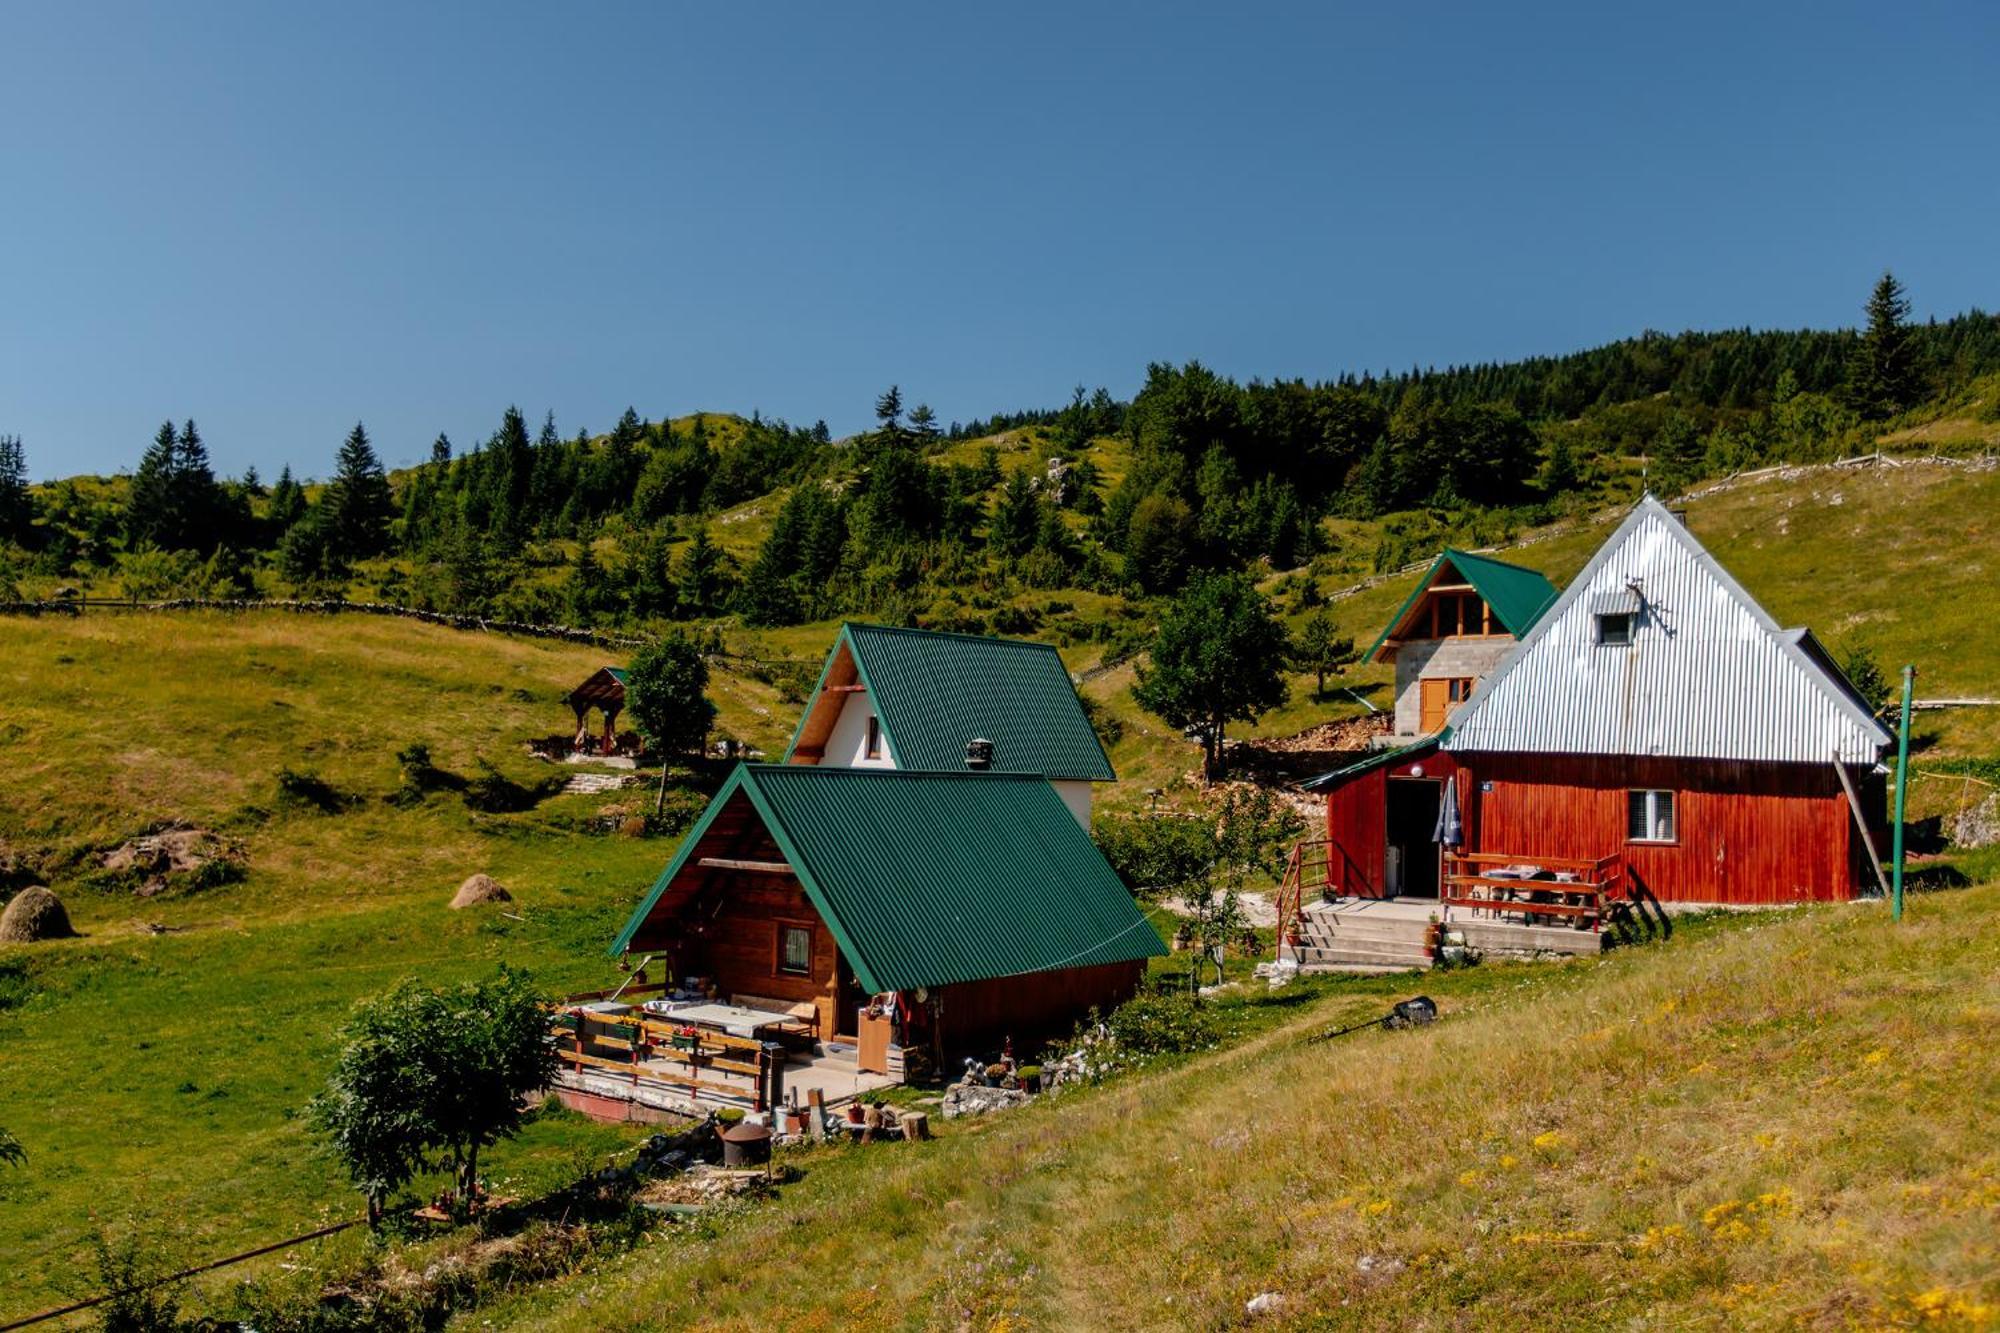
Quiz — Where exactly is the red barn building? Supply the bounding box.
[1293,497,1891,952]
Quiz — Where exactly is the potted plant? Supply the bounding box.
[1018,1065,1043,1094]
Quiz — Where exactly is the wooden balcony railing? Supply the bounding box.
[548,1000,778,1107]
[1441,852,1624,931]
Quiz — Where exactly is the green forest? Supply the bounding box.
[4,274,1997,635]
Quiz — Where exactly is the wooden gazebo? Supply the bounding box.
[565,666,629,755]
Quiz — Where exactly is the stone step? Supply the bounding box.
[1294,956,1432,975]
[1289,943,1433,970]
[1301,922,1432,947]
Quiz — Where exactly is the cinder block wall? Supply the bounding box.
[1393,637,1516,736]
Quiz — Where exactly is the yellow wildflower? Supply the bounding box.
[1365,1199,1393,1216]
[1532,1130,1564,1151]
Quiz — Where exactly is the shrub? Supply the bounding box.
[1106,989,1219,1057]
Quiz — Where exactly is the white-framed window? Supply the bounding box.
[778,924,813,975]
[864,715,883,760]
[1596,612,1634,646]
[1627,789,1676,843]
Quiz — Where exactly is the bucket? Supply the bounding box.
[719,1121,772,1168]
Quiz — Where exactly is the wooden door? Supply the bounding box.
[1420,678,1451,732]
[856,1007,892,1075]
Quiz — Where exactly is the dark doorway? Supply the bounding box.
[1386,777,1443,898]
[832,950,865,1041]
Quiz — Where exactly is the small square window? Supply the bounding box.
[1627,789,1676,843]
[864,715,883,760]
[1596,612,1634,646]
[779,925,812,975]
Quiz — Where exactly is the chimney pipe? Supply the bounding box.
[965,738,994,771]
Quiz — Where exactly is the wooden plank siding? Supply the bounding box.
[1323,750,1881,906]
[923,960,1147,1052]
[1458,752,1874,905]
[1323,750,1461,898]
[623,797,847,1039]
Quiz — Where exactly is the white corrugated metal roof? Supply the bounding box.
[1443,496,1893,765]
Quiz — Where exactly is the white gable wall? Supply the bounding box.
[816,693,1095,824]
[1445,499,1890,765]
[819,693,896,769]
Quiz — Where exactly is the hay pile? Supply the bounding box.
[0,886,76,942]
[450,874,512,909]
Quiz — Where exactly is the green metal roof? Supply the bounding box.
[1364,548,1560,661]
[605,666,630,685]
[608,765,1164,992]
[1299,729,1446,792]
[785,623,1116,782]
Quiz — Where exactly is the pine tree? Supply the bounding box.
[430,433,453,467]
[1649,411,1705,496]
[325,422,394,560]
[1845,271,1919,419]
[125,420,181,549]
[567,539,609,625]
[987,469,1041,559]
[268,465,307,534]
[675,527,726,617]
[0,434,31,544]
[908,402,939,446]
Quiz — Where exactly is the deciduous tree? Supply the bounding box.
[1133,572,1290,779]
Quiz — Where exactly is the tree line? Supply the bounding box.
[3,272,1991,625]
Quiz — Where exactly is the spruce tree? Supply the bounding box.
[987,469,1041,559]
[326,422,395,560]
[430,434,453,466]
[1845,271,1919,419]
[0,434,31,544]
[675,527,726,617]
[267,465,307,533]
[125,420,181,549]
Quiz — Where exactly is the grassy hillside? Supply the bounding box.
[482,882,1999,1330]
[1,458,1997,1321]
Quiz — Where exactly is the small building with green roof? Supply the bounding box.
[785,622,1116,825]
[1366,549,1557,741]
[610,763,1163,1059]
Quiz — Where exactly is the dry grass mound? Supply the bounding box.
[0,886,76,942]
[450,874,512,909]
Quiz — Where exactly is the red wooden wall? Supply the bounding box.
[1457,752,1871,904]
[1322,747,1459,898]
[1322,750,1881,905]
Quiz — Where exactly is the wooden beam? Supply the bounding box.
[824,684,867,694]
[696,857,796,875]
[1832,754,1892,899]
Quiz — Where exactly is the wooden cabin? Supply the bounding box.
[1295,497,1892,937]
[1367,549,1557,740]
[784,623,1116,825]
[609,764,1162,1059]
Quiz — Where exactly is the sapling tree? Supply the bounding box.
[1094,785,1304,994]
[310,968,556,1223]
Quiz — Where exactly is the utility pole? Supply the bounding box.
[1890,665,1916,923]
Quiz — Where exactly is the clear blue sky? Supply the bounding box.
[5,3,1997,480]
